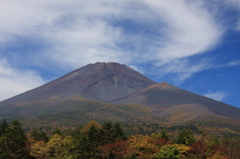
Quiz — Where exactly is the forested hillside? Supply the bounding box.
[2,62,240,125]
[1,119,240,159]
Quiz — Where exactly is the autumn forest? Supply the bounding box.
[0,119,240,159]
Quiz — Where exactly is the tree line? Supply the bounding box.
[0,119,240,159]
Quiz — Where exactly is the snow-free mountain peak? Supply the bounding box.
[2,62,156,103]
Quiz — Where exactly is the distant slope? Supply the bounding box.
[112,82,240,120]
[0,62,239,129]
[0,97,164,129]
[2,62,156,104]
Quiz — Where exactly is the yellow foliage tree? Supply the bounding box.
[81,120,102,133]
[46,134,75,158]
[30,140,48,159]
[174,144,191,157]
[30,134,75,159]
[126,135,159,159]
[154,144,190,159]
[207,151,228,159]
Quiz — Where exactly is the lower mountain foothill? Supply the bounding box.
[0,62,240,158]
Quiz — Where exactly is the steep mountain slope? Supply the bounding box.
[1,97,163,129]
[113,82,240,120]
[2,62,156,104]
[0,62,239,128]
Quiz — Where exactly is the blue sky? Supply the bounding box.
[0,0,239,107]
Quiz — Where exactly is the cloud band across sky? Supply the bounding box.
[0,0,223,65]
[0,0,240,104]
[0,59,45,100]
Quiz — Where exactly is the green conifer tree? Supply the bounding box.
[175,129,196,146]
[1,120,29,159]
[160,129,169,141]
[52,128,62,135]
[113,121,127,140]
[0,119,8,136]
[77,124,101,158]
[101,121,114,144]
[31,129,49,142]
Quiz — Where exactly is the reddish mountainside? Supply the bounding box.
[2,62,156,103]
[0,62,240,123]
[112,82,240,120]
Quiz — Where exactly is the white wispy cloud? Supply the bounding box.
[236,20,240,31]
[213,60,240,69]
[227,60,240,66]
[142,0,223,64]
[164,58,212,79]
[222,0,240,9]
[0,0,223,66]
[0,59,45,101]
[217,0,240,31]
[46,18,127,68]
[43,0,223,75]
[204,91,227,101]
[0,0,237,100]
[161,58,240,84]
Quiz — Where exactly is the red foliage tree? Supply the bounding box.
[190,140,207,158]
[98,139,129,159]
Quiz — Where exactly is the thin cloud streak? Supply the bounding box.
[236,20,240,31]
[228,60,240,66]
[0,59,45,101]
[204,91,227,101]
[0,0,223,67]
[0,0,238,100]
[143,0,223,64]
[160,58,213,83]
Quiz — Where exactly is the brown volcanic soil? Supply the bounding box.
[1,62,240,123]
[112,82,240,120]
[2,62,156,104]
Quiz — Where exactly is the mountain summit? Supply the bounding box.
[1,62,240,125]
[3,62,156,103]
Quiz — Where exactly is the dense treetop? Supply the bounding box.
[0,119,239,159]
